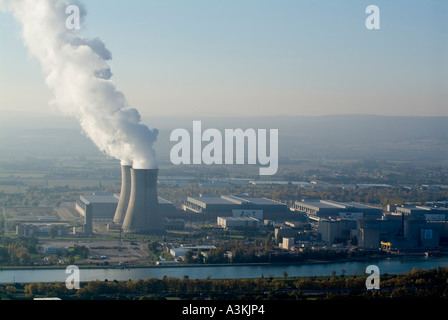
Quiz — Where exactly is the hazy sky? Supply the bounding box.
[0,0,447,118]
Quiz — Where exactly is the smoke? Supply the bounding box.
[3,0,158,169]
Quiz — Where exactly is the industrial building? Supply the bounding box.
[351,212,448,251]
[317,219,358,243]
[355,219,382,250]
[183,194,291,219]
[217,216,260,229]
[232,209,263,219]
[76,192,176,222]
[395,205,448,221]
[291,200,383,246]
[76,194,118,222]
[292,200,382,220]
[366,205,448,251]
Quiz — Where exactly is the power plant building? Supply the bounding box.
[76,193,175,223]
[76,194,119,222]
[317,219,358,243]
[292,200,382,220]
[183,194,291,219]
[395,205,448,221]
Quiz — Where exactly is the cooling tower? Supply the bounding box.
[112,165,132,225]
[122,168,165,234]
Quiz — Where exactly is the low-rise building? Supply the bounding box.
[16,223,70,237]
[217,216,260,229]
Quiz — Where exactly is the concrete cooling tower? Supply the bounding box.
[112,165,132,225]
[121,168,165,235]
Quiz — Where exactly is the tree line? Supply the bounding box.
[184,246,352,265]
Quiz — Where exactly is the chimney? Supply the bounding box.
[113,165,132,225]
[122,168,165,234]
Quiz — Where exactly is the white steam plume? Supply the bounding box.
[3,0,158,169]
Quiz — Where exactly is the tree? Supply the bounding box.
[264,233,273,251]
[148,241,159,252]
[0,247,9,263]
[73,245,89,259]
[6,286,16,296]
[206,247,227,264]
[184,250,194,264]
[24,283,38,298]
[196,249,205,264]
[19,251,32,265]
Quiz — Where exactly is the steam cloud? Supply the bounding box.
[3,0,158,169]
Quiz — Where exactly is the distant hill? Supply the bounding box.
[149,114,448,162]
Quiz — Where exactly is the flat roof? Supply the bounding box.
[239,197,284,206]
[188,196,235,205]
[295,200,339,209]
[81,194,172,204]
[249,181,312,186]
[219,216,260,221]
[81,194,118,204]
[188,195,285,206]
[296,200,380,210]
[158,197,173,204]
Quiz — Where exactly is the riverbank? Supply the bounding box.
[0,251,435,271]
[1,254,447,283]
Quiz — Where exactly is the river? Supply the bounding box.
[1,256,448,283]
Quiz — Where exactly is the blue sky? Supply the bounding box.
[0,0,446,117]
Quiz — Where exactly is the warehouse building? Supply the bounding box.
[292,200,382,220]
[76,194,118,222]
[76,193,176,222]
[183,194,291,220]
